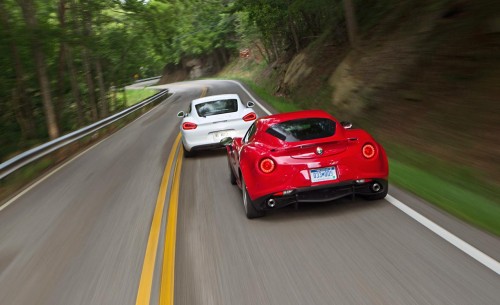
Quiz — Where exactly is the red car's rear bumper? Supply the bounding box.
[251,179,388,211]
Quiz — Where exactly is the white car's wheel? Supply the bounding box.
[183,144,195,158]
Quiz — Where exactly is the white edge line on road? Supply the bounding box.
[227,78,500,275]
[386,195,500,275]
[0,94,175,212]
[0,138,107,213]
[224,80,273,115]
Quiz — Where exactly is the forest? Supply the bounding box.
[0,0,241,160]
[0,0,379,161]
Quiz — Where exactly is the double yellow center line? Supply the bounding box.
[135,133,182,305]
[135,87,207,305]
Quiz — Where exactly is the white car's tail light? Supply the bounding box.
[259,158,275,173]
[362,143,376,159]
[243,112,257,122]
[182,122,197,130]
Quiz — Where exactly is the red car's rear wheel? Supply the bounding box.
[242,178,264,219]
[228,160,237,185]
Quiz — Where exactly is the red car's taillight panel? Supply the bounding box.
[259,158,275,173]
[243,112,257,122]
[362,143,376,159]
[182,122,197,130]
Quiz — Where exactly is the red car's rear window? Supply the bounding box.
[266,118,336,142]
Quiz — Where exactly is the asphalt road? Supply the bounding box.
[0,80,498,305]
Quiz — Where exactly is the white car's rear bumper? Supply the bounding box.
[181,121,252,151]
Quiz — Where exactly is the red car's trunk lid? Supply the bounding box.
[278,139,348,159]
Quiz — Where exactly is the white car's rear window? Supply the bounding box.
[195,99,238,117]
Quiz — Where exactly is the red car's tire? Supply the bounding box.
[228,160,237,185]
[242,178,264,219]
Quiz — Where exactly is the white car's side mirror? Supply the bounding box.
[177,111,185,117]
[247,101,255,108]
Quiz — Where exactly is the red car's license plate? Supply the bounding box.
[310,167,337,183]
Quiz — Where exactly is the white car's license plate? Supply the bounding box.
[310,167,337,183]
[212,130,232,141]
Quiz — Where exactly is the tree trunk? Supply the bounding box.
[0,0,36,139]
[17,0,60,139]
[82,49,99,121]
[10,89,36,139]
[95,59,108,118]
[66,46,85,126]
[55,0,68,129]
[110,84,117,112]
[80,0,98,121]
[55,43,66,128]
[343,0,358,48]
[288,15,300,53]
[271,38,279,62]
[67,0,85,126]
[213,50,222,72]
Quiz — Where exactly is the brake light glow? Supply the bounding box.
[259,158,275,173]
[243,112,257,122]
[362,143,376,159]
[273,190,293,196]
[182,122,197,130]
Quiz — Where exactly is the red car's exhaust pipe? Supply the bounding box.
[267,198,276,208]
[371,182,382,192]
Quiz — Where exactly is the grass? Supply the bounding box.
[226,77,500,236]
[119,88,161,107]
[0,158,53,201]
[389,156,500,236]
[217,62,303,113]
[243,80,303,113]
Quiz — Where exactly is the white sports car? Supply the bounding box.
[177,94,257,157]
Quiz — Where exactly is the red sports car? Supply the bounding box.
[221,110,389,218]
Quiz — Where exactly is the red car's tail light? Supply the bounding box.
[259,158,275,173]
[362,143,376,159]
[243,112,257,122]
[182,122,197,130]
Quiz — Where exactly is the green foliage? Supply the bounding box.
[163,0,238,63]
[234,0,346,61]
[0,157,53,200]
[120,89,161,107]
[385,143,499,203]
[390,159,500,236]
[246,82,302,113]
[0,0,401,162]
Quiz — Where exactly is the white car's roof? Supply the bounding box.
[191,94,241,105]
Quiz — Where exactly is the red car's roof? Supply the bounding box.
[257,110,336,129]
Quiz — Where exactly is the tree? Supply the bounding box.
[343,0,358,48]
[17,0,60,139]
[0,0,36,139]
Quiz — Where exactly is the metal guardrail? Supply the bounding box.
[133,76,161,83]
[0,89,170,180]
